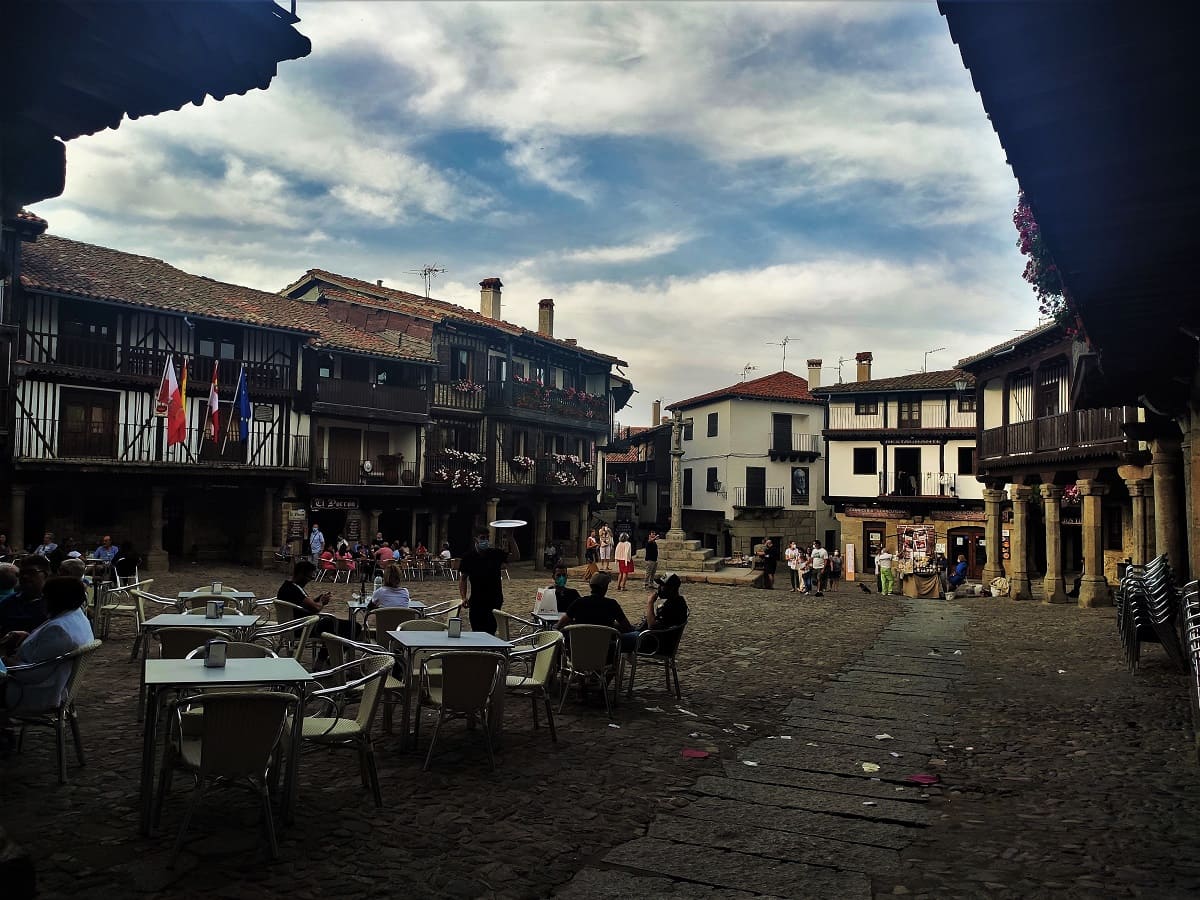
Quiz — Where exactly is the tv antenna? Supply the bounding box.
[740,363,758,381]
[923,346,946,372]
[765,335,791,370]
[407,264,447,298]
[835,356,850,383]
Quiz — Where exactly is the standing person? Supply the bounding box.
[758,539,779,590]
[614,533,634,591]
[586,530,599,565]
[458,529,508,635]
[785,540,802,592]
[642,531,660,589]
[810,540,828,597]
[598,523,613,572]
[876,546,896,596]
[799,548,813,594]
[309,523,325,561]
[828,550,842,591]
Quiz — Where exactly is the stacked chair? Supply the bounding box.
[1116,554,1186,672]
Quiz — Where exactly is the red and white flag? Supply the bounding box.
[156,356,187,446]
[207,361,220,440]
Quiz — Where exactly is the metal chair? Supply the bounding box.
[559,624,622,718]
[506,631,563,742]
[414,651,506,771]
[6,639,104,784]
[253,615,321,663]
[95,577,155,639]
[624,622,688,699]
[493,609,539,642]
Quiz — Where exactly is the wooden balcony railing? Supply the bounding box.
[431,382,486,412]
[979,407,1130,461]
[313,456,418,486]
[14,418,308,469]
[315,378,427,415]
[879,472,958,497]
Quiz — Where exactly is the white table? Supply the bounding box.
[387,630,511,750]
[139,657,312,836]
[347,600,427,639]
[137,614,262,721]
[531,611,563,629]
[177,590,258,614]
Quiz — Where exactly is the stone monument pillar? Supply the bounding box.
[1124,478,1150,566]
[145,487,168,571]
[1151,438,1185,574]
[1008,484,1034,600]
[981,487,1006,585]
[666,410,686,541]
[1076,478,1110,607]
[1039,484,1068,603]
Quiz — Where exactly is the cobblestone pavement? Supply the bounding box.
[3,566,896,899]
[6,570,1199,898]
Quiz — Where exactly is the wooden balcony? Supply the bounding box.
[312,455,419,487]
[431,381,486,412]
[13,418,308,470]
[314,377,428,418]
[487,380,610,432]
[879,472,959,498]
[979,407,1131,464]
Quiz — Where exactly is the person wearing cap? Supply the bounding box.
[557,572,633,634]
[624,573,689,653]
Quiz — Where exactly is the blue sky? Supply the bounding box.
[33,1,1038,425]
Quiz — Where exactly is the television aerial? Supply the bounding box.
[740,363,758,381]
[407,264,447,298]
[765,335,791,370]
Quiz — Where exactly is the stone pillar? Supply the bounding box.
[486,497,499,545]
[439,511,451,555]
[368,509,382,542]
[666,410,685,541]
[259,489,277,567]
[1152,438,1186,575]
[1008,485,1034,600]
[9,485,26,553]
[534,501,548,571]
[1124,478,1150,566]
[145,487,168,571]
[578,500,589,564]
[981,487,1006,585]
[1039,484,1068,603]
[1077,478,1110,607]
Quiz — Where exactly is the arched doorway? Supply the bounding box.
[947,526,986,579]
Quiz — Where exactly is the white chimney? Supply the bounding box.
[479,277,503,319]
[538,298,554,337]
[807,358,822,390]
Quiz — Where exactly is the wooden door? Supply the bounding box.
[59,390,117,458]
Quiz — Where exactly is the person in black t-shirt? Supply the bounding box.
[458,530,508,635]
[642,531,660,589]
[550,561,581,612]
[558,572,633,632]
[757,539,780,590]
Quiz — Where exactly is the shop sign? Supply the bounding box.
[312,497,359,511]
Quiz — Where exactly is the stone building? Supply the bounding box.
[665,370,836,558]
[813,354,984,582]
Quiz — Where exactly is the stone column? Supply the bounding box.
[1039,484,1068,603]
[259,489,277,567]
[534,501,548,571]
[368,509,382,542]
[9,485,26,552]
[578,500,590,564]
[439,512,451,554]
[666,410,686,541]
[485,497,499,545]
[981,487,1006,585]
[1008,485,1034,600]
[145,487,167,571]
[1124,478,1150,566]
[1152,438,1185,575]
[1077,478,1110,607]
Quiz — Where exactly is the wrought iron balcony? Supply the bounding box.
[733,486,785,508]
[315,377,427,416]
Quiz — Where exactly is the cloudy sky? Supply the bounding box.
[32,1,1038,426]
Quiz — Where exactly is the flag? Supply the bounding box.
[156,356,187,446]
[180,358,188,421]
[234,364,251,441]
[207,361,220,440]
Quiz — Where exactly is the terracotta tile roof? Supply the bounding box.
[286,269,627,366]
[20,235,434,363]
[605,425,655,463]
[956,322,1063,369]
[815,368,974,395]
[14,209,48,229]
[668,370,820,411]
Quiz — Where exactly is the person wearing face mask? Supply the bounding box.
[458,529,509,635]
[549,562,581,612]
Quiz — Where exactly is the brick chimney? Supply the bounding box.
[538,298,554,337]
[479,277,503,319]
[652,399,661,426]
[807,358,822,390]
[855,351,873,382]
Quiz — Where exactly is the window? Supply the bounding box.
[852,447,878,475]
[512,360,527,380]
[683,420,693,441]
[791,467,809,505]
[957,446,976,476]
[958,393,976,413]
[197,330,237,361]
[450,348,471,381]
[545,433,567,455]
[855,399,878,416]
[772,413,792,452]
[59,390,118,458]
[489,355,508,383]
[745,466,766,507]
[707,412,718,437]
[898,400,921,429]
[317,355,334,379]
[1037,359,1069,418]
[706,467,719,492]
[340,356,369,382]
[683,468,693,505]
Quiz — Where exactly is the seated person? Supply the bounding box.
[0,556,50,638]
[93,535,119,564]
[318,549,337,572]
[0,563,18,605]
[398,542,411,560]
[438,542,452,561]
[625,573,689,653]
[336,546,357,571]
[948,554,969,589]
[368,565,411,609]
[276,561,349,662]
[276,541,294,560]
[374,543,395,564]
[414,542,428,556]
[2,576,94,715]
[558,572,633,633]
[33,532,58,559]
[57,558,91,592]
[0,533,11,558]
[548,561,581,612]
[112,544,141,582]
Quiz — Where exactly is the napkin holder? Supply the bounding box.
[447,617,462,638]
[204,639,228,668]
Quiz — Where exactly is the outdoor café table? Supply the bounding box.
[387,629,511,751]
[347,599,426,640]
[137,614,262,722]
[139,657,312,836]
[531,611,562,630]
[177,590,257,614]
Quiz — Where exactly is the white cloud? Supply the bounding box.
[559,233,692,264]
